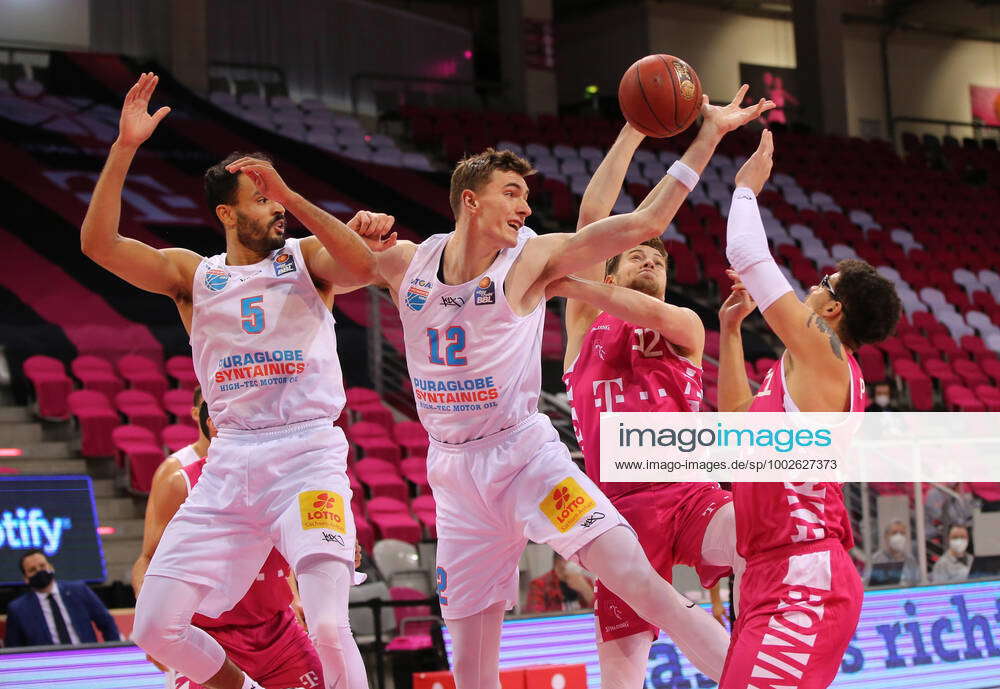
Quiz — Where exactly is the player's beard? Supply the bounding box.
[627,272,666,299]
[236,211,286,254]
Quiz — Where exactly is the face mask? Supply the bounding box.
[28,569,54,591]
[950,538,968,555]
[875,395,890,407]
[888,533,907,552]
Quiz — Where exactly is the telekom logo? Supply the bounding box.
[592,378,624,410]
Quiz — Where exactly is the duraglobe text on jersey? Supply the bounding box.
[411,376,496,391]
[217,349,305,369]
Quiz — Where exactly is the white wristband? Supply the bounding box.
[667,160,699,192]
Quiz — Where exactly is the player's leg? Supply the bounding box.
[719,547,862,689]
[133,576,259,689]
[445,601,506,689]
[296,554,366,689]
[596,631,654,689]
[577,525,730,681]
[700,501,745,615]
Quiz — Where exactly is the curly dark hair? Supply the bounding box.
[449,148,535,219]
[833,259,902,350]
[204,151,272,222]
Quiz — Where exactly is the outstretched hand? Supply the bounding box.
[734,129,774,195]
[700,84,775,139]
[719,268,757,328]
[118,73,171,149]
[347,210,397,252]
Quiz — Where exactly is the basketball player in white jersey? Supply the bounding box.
[351,87,771,687]
[132,386,215,597]
[81,73,387,689]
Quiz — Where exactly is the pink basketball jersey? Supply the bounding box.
[182,459,293,628]
[737,353,866,558]
[563,311,703,499]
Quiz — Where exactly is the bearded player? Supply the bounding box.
[717,130,901,689]
[554,122,746,688]
[351,87,771,687]
[82,73,386,689]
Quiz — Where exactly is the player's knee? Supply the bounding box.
[132,604,175,657]
[309,617,347,654]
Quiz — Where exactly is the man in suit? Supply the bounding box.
[4,549,120,647]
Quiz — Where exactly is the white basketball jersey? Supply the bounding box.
[191,237,346,430]
[170,443,201,468]
[399,228,544,444]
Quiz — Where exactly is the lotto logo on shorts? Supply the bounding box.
[539,477,596,533]
[298,491,346,533]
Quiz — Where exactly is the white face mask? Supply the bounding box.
[875,394,891,407]
[888,533,907,552]
[950,538,968,555]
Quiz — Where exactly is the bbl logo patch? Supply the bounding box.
[539,477,596,533]
[273,251,297,276]
[298,490,346,533]
[474,276,495,305]
[405,285,430,311]
[204,268,230,292]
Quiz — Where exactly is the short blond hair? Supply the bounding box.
[449,148,534,219]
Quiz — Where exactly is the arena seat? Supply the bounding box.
[71,355,125,402]
[22,355,72,419]
[163,388,196,427]
[162,424,198,453]
[114,389,168,439]
[165,355,198,388]
[67,389,118,457]
[117,354,168,401]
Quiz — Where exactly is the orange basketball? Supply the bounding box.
[618,54,703,138]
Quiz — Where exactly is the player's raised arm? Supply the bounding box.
[81,73,199,297]
[549,275,704,356]
[724,130,845,377]
[717,271,757,412]
[534,86,774,287]
[222,157,377,292]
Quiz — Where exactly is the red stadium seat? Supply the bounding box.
[356,458,408,501]
[974,385,1000,411]
[893,360,934,410]
[165,356,199,388]
[117,354,168,401]
[163,388,196,427]
[902,334,937,362]
[111,424,157,469]
[394,421,430,458]
[22,355,72,419]
[125,444,166,495]
[114,390,167,438]
[930,334,963,361]
[400,456,430,495]
[161,424,198,453]
[71,355,124,402]
[370,512,422,544]
[857,345,886,381]
[67,390,118,458]
[945,385,986,412]
[953,359,990,388]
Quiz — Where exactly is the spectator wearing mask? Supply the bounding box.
[925,482,975,541]
[931,525,974,584]
[865,381,897,412]
[525,554,595,613]
[867,520,921,586]
[4,550,120,647]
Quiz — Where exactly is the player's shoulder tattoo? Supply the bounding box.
[806,313,844,360]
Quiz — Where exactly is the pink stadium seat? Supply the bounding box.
[981,358,1000,385]
[67,390,118,458]
[902,334,937,361]
[960,335,994,362]
[355,458,408,501]
[115,390,167,438]
[945,385,986,412]
[953,359,990,388]
[411,495,435,513]
[923,359,961,389]
[348,421,389,439]
[893,360,933,410]
[974,385,1000,411]
[117,354,168,400]
[111,424,156,469]
[71,355,124,402]
[385,587,435,651]
[355,516,375,553]
[353,402,394,432]
[346,386,382,408]
[165,356,199,388]
[878,336,910,362]
[367,496,408,516]
[968,483,1000,502]
[370,513,422,544]
[393,421,430,458]
[930,334,963,361]
[163,388,196,426]
[162,424,198,453]
[400,456,430,495]
[126,445,166,495]
[354,437,402,465]
[22,355,72,419]
[857,345,885,381]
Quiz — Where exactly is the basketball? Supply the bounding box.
[618,54,703,138]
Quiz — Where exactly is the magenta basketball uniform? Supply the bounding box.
[564,311,732,641]
[170,459,323,689]
[720,353,865,689]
